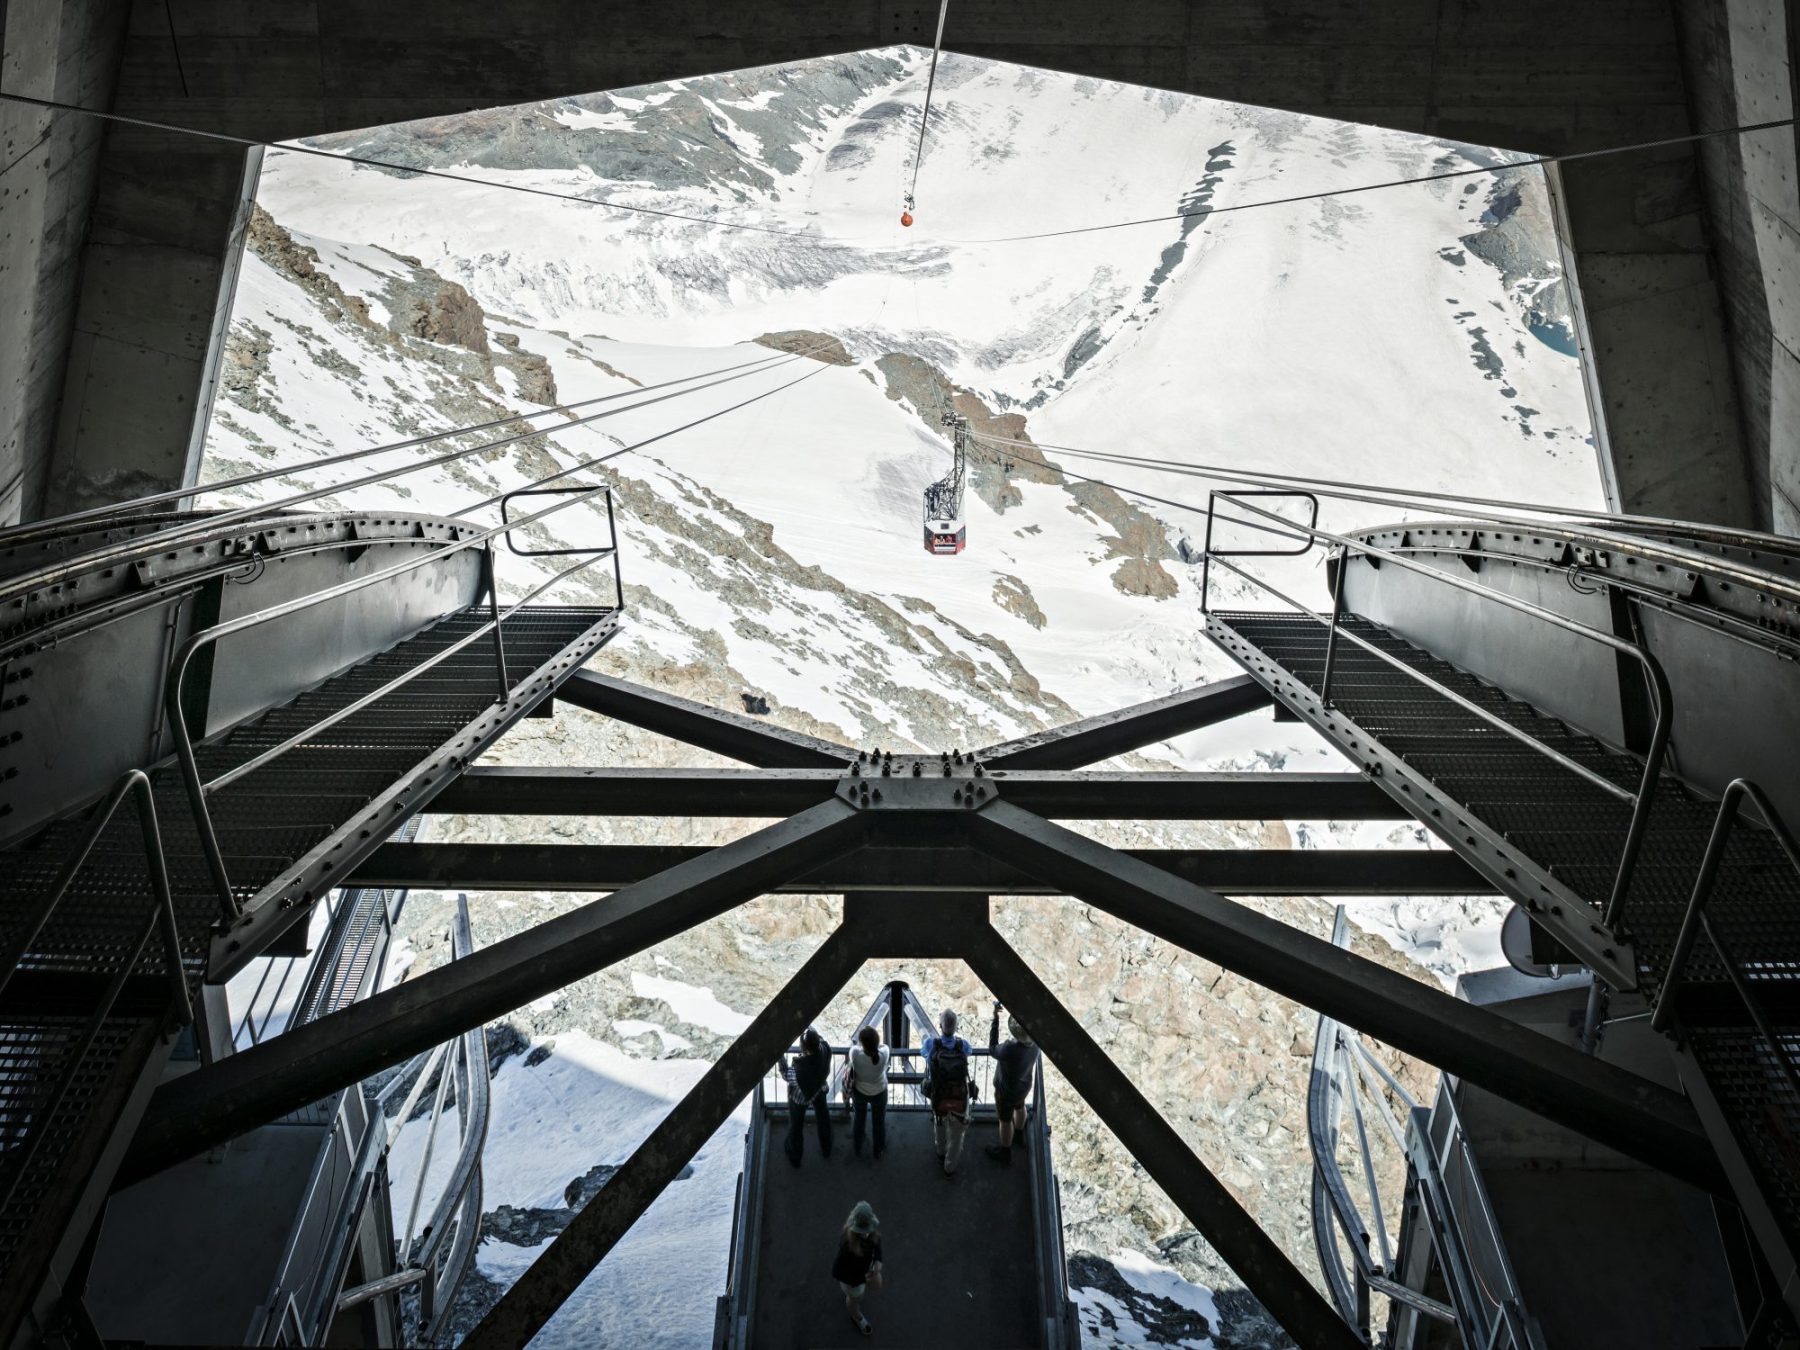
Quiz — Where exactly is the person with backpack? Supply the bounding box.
[985,1001,1041,1165]
[847,1024,890,1158]
[782,1027,834,1167]
[831,1200,883,1336]
[920,1008,973,1175]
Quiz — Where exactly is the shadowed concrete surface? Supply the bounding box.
[748,1106,1043,1349]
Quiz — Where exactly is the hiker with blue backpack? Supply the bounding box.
[920,1008,974,1175]
[782,1027,834,1167]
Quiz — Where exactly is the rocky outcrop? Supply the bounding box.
[876,352,1181,600]
[993,573,1047,628]
[394,278,490,354]
[752,329,855,366]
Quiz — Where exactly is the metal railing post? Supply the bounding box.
[484,544,509,703]
[1320,552,1347,708]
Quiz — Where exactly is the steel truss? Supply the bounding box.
[117,674,1725,1348]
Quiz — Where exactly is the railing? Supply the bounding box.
[1200,487,1674,928]
[1309,909,1457,1341]
[166,484,622,921]
[336,894,489,1346]
[1404,1084,1547,1350]
[0,769,192,1210]
[1652,779,1800,1091]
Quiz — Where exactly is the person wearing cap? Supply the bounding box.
[985,1001,1040,1164]
[831,1200,884,1336]
[782,1027,834,1167]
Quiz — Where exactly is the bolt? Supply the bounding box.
[942,763,952,776]
[851,763,861,777]
[912,762,922,776]
[858,750,868,762]
[881,763,891,776]
[872,789,882,802]
[973,763,984,777]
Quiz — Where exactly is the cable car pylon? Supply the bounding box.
[923,410,968,555]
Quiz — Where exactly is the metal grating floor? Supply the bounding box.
[1211,609,1800,1264]
[0,602,615,1326]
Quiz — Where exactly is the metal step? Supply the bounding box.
[1208,606,1800,1316]
[0,600,618,1340]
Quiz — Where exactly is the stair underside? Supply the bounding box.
[0,602,616,1328]
[1209,608,1800,1281]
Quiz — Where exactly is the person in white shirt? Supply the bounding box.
[848,1024,890,1158]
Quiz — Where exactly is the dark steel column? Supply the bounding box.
[558,670,853,767]
[117,800,871,1185]
[977,675,1271,769]
[962,923,1363,1350]
[461,924,867,1350]
[964,800,1725,1193]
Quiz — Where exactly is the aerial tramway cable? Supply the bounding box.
[900,0,951,227]
[3,90,1792,252]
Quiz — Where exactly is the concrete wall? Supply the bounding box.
[10,0,1786,531]
[1677,0,1800,531]
[0,0,128,526]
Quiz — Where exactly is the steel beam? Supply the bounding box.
[977,675,1272,769]
[349,842,1493,897]
[115,800,871,1187]
[461,924,867,1350]
[963,801,1726,1193]
[430,766,840,817]
[961,922,1363,1350]
[557,670,852,767]
[429,766,1402,822]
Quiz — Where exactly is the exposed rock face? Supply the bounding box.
[875,352,1180,600]
[394,279,491,354]
[993,573,1047,628]
[753,329,855,365]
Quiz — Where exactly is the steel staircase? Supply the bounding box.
[1208,590,1800,1327]
[0,502,620,1341]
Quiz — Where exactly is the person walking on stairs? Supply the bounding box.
[848,1024,890,1158]
[922,1008,973,1175]
[783,1026,833,1166]
[985,1001,1040,1165]
[832,1200,884,1337]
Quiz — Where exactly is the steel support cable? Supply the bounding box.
[455,361,831,515]
[905,0,951,207]
[8,92,1791,255]
[0,350,815,606]
[968,431,1800,610]
[11,346,803,542]
[943,114,1800,244]
[0,91,854,242]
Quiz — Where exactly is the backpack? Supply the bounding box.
[927,1037,969,1116]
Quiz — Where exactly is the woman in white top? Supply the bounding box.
[848,1025,890,1159]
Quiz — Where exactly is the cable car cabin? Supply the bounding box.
[924,515,966,555]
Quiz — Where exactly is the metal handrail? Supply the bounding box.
[1202,487,1674,928]
[165,483,621,920]
[0,769,193,1214]
[1651,780,1800,1093]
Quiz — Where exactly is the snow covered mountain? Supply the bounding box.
[201,45,1604,1348]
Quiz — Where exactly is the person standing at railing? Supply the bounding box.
[985,1002,1039,1166]
[832,1201,884,1337]
[921,1008,973,1175]
[782,1027,834,1167]
[847,1024,890,1159]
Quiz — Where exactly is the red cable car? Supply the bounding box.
[922,412,969,555]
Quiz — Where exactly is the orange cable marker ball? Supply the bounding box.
[900,211,914,227]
